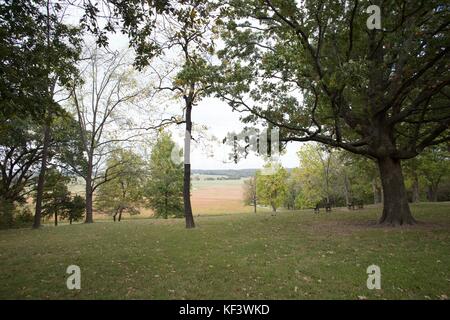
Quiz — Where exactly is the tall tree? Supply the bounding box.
[214,0,450,225]
[0,111,81,227]
[0,116,41,227]
[145,132,184,219]
[147,1,214,228]
[0,0,81,228]
[32,0,82,229]
[80,0,215,228]
[69,48,143,223]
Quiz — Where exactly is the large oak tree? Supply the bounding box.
[213,0,450,225]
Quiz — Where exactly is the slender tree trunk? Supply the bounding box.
[412,173,420,203]
[164,191,168,219]
[427,184,439,202]
[183,103,195,229]
[377,157,416,225]
[33,123,51,229]
[344,171,351,208]
[85,157,94,223]
[118,208,122,222]
[253,177,257,213]
[372,179,381,204]
[54,211,58,226]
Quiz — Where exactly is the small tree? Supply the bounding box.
[145,132,184,219]
[243,176,257,213]
[34,169,71,226]
[65,195,85,225]
[256,163,288,213]
[96,149,146,222]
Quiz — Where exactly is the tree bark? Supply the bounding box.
[84,156,94,223]
[377,157,416,225]
[33,123,51,229]
[164,191,168,219]
[54,211,58,226]
[183,103,195,229]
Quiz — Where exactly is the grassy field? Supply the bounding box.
[191,178,265,215]
[0,202,449,299]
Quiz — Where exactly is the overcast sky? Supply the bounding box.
[182,97,301,170]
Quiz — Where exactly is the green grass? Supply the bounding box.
[0,202,449,299]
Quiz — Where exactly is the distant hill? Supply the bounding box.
[192,169,257,179]
[192,168,293,179]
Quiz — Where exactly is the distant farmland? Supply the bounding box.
[67,174,261,221]
[191,177,255,215]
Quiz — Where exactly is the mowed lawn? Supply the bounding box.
[0,203,449,300]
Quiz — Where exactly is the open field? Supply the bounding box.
[66,176,260,221]
[0,202,449,299]
[191,178,265,215]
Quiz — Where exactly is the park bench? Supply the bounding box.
[347,202,355,210]
[314,204,320,213]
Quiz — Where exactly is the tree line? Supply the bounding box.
[245,143,450,213]
[1,0,449,228]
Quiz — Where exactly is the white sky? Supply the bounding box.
[176,97,301,170]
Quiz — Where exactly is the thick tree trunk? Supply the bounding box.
[377,157,416,225]
[33,124,51,229]
[84,158,94,223]
[183,103,195,229]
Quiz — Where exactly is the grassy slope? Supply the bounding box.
[0,203,449,300]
